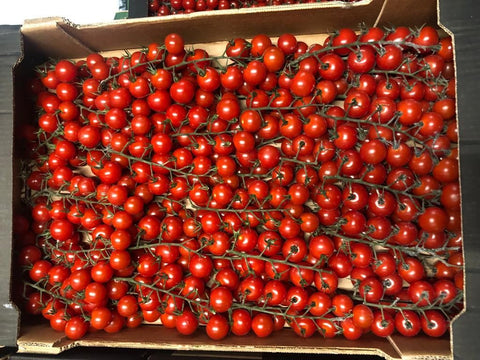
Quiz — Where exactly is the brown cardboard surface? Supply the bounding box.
[19,0,385,58]
[20,17,94,59]
[375,0,437,28]
[16,324,76,355]
[18,323,402,359]
[388,334,451,359]
[19,0,439,60]
[13,0,457,358]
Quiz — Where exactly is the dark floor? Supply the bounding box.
[7,348,385,360]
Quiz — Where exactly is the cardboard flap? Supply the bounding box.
[388,334,451,360]
[18,323,402,359]
[375,0,437,28]
[16,323,76,354]
[19,0,388,56]
[20,17,94,59]
[18,0,439,59]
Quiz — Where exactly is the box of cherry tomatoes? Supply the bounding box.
[145,0,364,17]
[5,0,471,358]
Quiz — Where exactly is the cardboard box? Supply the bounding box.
[5,0,468,358]
[19,0,437,60]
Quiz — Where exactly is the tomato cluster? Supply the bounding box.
[148,0,359,16]
[17,26,462,343]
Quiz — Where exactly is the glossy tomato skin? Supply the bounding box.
[318,53,345,81]
[231,309,251,336]
[359,277,384,303]
[398,257,425,283]
[352,304,374,329]
[209,286,233,313]
[291,317,317,338]
[206,314,230,340]
[251,313,274,338]
[371,311,395,337]
[328,252,353,278]
[421,310,448,337]
[64,316,88,340]
[176,310,199,335]
[395,310,421,337]
[342,318,363,340]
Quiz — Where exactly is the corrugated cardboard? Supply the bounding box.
[20,0,437,58]
[17,323,407,359]
[11,0,457,358]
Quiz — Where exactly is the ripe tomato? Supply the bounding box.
[413,26,439,51]
[418,207,448,233]
[251,313,273,338]
[291,317,316,338]
[55,60,77,82]
[263,46,285,72]
[398,257,425,283]
[210,286,233,313]
[290,71,315,97]
[250,34,272,56]
[176,310,199,335]
[408,280,436,306]
[342,318,363,340]
[347,46,375,73]
[206,314,229,340]
[308,292,331,316]
[421,310,448,337]
[189,254,213,278]
[318,53,345,81]
[371,311,395,337]
[359,277,384,303]
[328,252,353,278]
[165,33,185,55]
[395,310,421,337]
[277,33,298,55]
[231,309,252,336]
[344,90,371,118]
[64,316,88,340]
